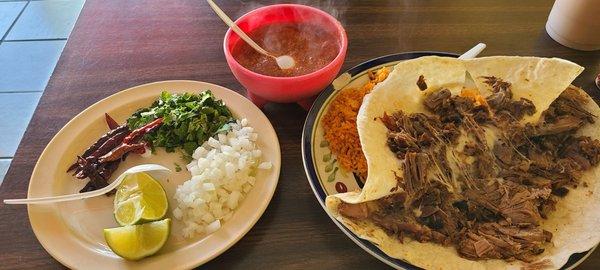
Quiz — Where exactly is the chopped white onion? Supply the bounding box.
[173,118,271,238]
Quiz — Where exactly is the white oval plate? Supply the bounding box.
[26,80,281,269]
[302,52,595,269]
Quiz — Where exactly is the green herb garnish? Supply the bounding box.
[127,91,233,157]
[174,163,182,172]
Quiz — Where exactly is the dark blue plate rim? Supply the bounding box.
[300,51,592,269]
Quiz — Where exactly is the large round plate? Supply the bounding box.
[27,80,281,269]
[301,52,595,269]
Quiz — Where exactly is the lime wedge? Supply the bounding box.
[104,219,171,261]
[114,172,168,226]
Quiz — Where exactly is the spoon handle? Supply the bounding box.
[3,189,110,204]
[458,43,487,60]
[207,0,273,57]
[3,174,129,204]
[3,164,170,205]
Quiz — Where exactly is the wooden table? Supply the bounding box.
[1,0,598,269]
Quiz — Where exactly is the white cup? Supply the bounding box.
[545,0,600,51]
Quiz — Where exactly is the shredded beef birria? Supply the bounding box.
[337,77,600,263]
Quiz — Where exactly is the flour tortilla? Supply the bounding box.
[335,56,467,204]
[325,56,597,269]
[465,56,583,124]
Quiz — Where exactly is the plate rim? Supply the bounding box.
[301,52,594,269]
[26,80,281,269]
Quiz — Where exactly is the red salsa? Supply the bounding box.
[232,23,339,77]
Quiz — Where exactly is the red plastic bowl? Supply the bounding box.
[223,4,347,108]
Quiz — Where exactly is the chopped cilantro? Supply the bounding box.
[127,90,233,157]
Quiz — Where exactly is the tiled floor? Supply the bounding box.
[0,40,66,91]
[0,2,25,35]
[0,92,43,156]
[0,0,84,185]
[6,0,84,40]
[0,159,10,182]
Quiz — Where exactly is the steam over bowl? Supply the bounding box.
[223,4,347,109]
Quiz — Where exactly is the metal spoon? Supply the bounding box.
[207,0,296,70]
[3,164,170,205]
